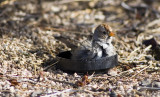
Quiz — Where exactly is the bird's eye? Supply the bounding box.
[103,31,107,34]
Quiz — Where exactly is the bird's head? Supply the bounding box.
[93,23,115,43]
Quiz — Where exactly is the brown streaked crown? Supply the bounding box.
[101,23,115,37]
[93,23,114,40]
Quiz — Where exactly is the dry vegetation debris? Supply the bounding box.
[0,0,160,96]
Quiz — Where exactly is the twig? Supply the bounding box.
[83,89,102,96]
[131,64,152,78]
[40,89,78,97]
[127,47,140,60]
[136,45,152,60]
[40,26,66,32]
[88,72,95,79]
[0,0,16,6]
[92,75,114,79]
[43,60,59,71]
[146,18,160,28]
[121,2,134,12]
[146,27,160,33]
[44,43,55,58]
[139,87,160,91]
[34,63,37,75]
[57,0,91,4]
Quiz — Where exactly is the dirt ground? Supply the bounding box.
[0,0,160,96]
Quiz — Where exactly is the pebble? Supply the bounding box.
[156,63,160,67]
[139,78,151,86]
[110,90,117,97]
[10,86,15,93]
[31,90,42,97]
[22,83,28,89]
[107,68,117,76]
[145,55,154,60]
[152,81,160,88]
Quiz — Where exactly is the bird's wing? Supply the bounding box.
[71,48,96,60]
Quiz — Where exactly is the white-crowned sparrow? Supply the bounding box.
[92,23,116,58]
[72,23,116,60]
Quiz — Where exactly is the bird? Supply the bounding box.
[92,23,116,58]
[71,23,116,60]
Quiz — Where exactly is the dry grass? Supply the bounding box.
[0,0,160,96]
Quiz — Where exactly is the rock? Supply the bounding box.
[30,90,42,97]
[143,38,160,60]
[152,81,160,88]
[139,78,151,86]
[107,67,117,76]
[145,55,154,60]
[109,90,117,97]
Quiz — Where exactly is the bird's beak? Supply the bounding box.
[109,32,115,37]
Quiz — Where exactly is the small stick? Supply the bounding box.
[139,87,160,91]
[43,61,59,71]
[40,89,78,97]
[57,0,90,4]
[34,63,37,75]
[0,0,16,6]
[131,64,152,78]
[137,45,152,60]
[127,47,140,60]
[83,89,103,96]
[88,72,95,79]
[44,43,55,58]
[146,18,160,28]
